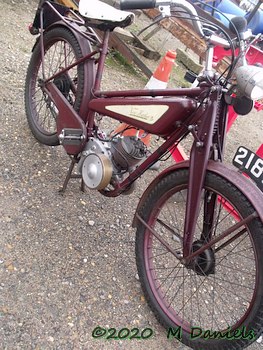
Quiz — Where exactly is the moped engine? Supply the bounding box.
[79,135,147,190]
[111,136,147,171]
[79,137,112,190]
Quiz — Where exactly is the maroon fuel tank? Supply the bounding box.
[88,96,198,137]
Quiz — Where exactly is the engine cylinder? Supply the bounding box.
[111,136,147,170]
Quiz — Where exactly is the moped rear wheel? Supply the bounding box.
[25,27,85,146]
[136,169,263,350]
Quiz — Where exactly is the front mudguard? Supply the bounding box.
[133,160,263,227]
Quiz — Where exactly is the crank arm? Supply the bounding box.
[44,81,87,155]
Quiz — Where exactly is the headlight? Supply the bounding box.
[235,65,263,100]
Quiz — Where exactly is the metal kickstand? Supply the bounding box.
[59,156,85,194]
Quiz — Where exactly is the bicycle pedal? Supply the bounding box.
[58,128,85,145]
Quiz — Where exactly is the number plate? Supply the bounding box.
[233,146,263,192]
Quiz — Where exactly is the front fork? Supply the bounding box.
[183,88,224,257]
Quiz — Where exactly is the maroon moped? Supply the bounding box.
[25,0,263,348]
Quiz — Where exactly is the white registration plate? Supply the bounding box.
[232,146,263,192]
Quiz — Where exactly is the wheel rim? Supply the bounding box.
[143,182,258,334]
[28,38,80,136]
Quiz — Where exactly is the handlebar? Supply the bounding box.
[120,0,156,9]
[120,0,230,47]
[121,0,262,93]
[121,0,204,37]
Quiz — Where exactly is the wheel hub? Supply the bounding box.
[188,240,215,276]
[53,74,71,98]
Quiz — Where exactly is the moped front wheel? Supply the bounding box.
[25,26,85,146]
[136,169,263,350]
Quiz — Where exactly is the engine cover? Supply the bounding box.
[82,153,112,190]
[79,137,113,190]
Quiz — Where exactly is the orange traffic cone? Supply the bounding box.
[145,50,177,90]
[112,50,177,146]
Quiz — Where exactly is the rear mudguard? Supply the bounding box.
[133,160,263,227]
[31,21,95,121]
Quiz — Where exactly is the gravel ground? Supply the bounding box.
[0,0,262,349]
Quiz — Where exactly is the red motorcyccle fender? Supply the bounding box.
[32,21,95,122]
[132,160,263,227]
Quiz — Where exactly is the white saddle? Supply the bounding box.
[79,0,135,27]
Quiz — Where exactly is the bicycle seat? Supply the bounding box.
[79,0,135,30]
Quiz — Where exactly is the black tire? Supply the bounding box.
[25,27,86,146]
[136,169,263,350]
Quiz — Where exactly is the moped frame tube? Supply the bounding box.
[100,126,190,196]
[183,89,221,257]
[97,102,207,197]
[40,8,46,80]
[93,30,110,92]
